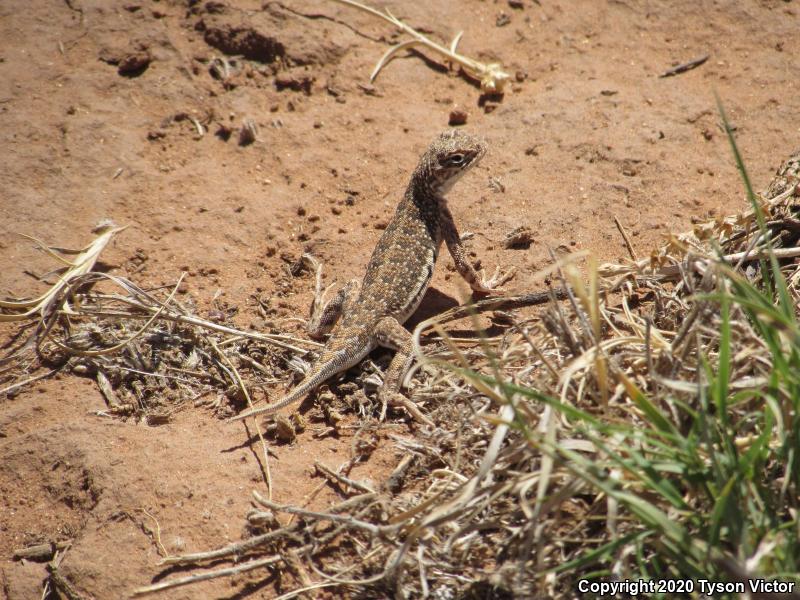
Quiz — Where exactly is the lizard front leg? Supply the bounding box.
[440,206,515,294]
[373,316,434,427]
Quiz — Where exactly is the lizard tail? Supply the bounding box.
[228,349,355,422]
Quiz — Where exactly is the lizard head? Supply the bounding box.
[418,130,487,195]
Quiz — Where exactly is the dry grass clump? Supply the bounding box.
[1,262,326,422]
[132,138,798,597]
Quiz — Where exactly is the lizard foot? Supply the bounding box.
[421,340,452,357]
[471,265,516,294]
[378,389,435,428]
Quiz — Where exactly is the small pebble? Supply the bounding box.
[118,49,151,75]
[448,109,468,126]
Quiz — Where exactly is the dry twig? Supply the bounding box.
[330,0,511,93]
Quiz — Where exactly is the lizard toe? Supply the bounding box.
[472,265,516,294]
[378,389,434,428]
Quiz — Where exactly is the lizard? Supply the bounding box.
[231,130,514,425]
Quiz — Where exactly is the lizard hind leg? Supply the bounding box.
[373,317,434,427]
[305,252,361,339]
[230,341,365,422]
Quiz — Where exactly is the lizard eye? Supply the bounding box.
[444,153,465,166]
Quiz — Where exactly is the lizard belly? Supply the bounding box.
[395,247,436,324]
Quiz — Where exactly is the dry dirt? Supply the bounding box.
[1,0,798,598]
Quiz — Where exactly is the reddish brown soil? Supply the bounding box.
[1,0,798,597]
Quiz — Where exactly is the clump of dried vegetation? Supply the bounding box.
[3,121,800,599]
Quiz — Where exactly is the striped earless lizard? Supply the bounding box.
[232,130,514,425]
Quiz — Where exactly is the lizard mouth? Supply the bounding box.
[470,144,488,168]
[437,149,485,194]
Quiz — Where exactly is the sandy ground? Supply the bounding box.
[1,0,798,597]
